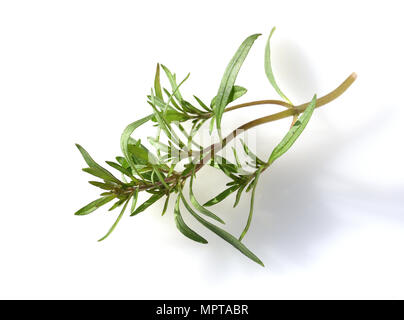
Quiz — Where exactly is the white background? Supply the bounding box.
[1,0,403,299]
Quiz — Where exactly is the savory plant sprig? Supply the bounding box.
[75,28,356,266]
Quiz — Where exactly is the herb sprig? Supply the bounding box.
[75,28,356,266]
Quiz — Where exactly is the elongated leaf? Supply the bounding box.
[203,185,239,207]
[161,65,183,101]
[98,198,130,242]
[82,167,120,183]
[151,165,169,189]
[75,195,116,216]
[233,184,246,208]
[209,116,215,134]
[76,144,121,184]
[214,34,261,134]
[120,114,154,177]
[161,194,170,216]
[189,174,225,224]
[193,95,211,112]
[264,27,292,104]
[130,193,164,216]
[174,195,208,244]
[239,168,262,241]
[180,193,264,267]
[106,161,134,178]
[151,109,188,124]
[130,188,139,214]
[127,143,150,165]
[268,95,317,165]
[108,198,126,211]
[116,156,130,169]
[211,85,248,108]
[88,181,116,191]
[154,63,163,100]
[240,139,265,166]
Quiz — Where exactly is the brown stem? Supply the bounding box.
[127,72,357,193]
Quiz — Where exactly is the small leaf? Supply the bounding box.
[264,27,292,105]
[233,184,246,208]
[127,142,151,165]
[151,109,188,124]
[88,181,116,191]
[131,193,164,216]
[180,192,264,267]
[120,114,154,177]
[98,198,130,242]
[209,116,215,135]
[161,194,170,216]
[214,34,261,134]
[240,139,265,166]
[203,185,239,207]
[82,167,120,184]
[189,173,225,224]
[211,85,248,108]
[116,156,130,169]
[151,165,169,189]
[108,198,126,211]
[193,95,211,112]
[75,195,116,216]
[268,95,317,165]
[174,195,208,244]
[76,144,121,184]
[239,168,262,241]
[161,64,184,102]
[154,63,163,100]
[106,161,134,178]
[130,188,139,214]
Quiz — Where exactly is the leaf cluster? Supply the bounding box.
[74,27,338,266]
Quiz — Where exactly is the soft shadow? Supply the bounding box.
[194,105,403,277]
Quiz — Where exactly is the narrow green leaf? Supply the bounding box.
[214,34,261,134]
[268,95,317,165]
[108,198,126,211]
[75,195,116,216]
[211,85,248,108]
[106,161,134,178]
[120,114,154,178]
[82,167,120,183]
[76,144,121,184]
[240,139,265,166]
[239,168,262,241]
[152,165,169,189]
[88,181,116,191]
[264,27,292,104]
[232,147,242,168]
[193,95,211,112]
[151,109,188,124]
[161,194,170,216]
[131,193,164,216]
[189,173,225,224]
[203,185,239,207]
[130,188,139,214]
[180,192,264,267]
[98,198,130,242]
[127,143,150,165]
[154,63,163,100]
[116,156,130,169]
[209,116,215,135]
[161,65,184,102]
[233,184,246,208]
[174,195,208,244]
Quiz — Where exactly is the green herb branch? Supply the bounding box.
[75,28,356,266]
